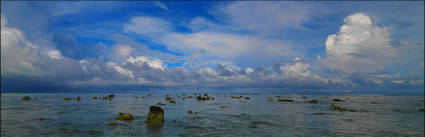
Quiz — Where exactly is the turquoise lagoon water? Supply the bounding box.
[1,93,424,137]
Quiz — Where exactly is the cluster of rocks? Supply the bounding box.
[64,97,81,101]
[196,94,215,101]
[278,99,293,102]
[165,96,177,104]
[231,96,243,99]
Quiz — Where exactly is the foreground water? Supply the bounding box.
[1,93,424,137]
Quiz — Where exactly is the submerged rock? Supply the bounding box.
[331,104,357,112]
[108,94,114,98]
[188,110,193,114]
[419,107,424,112]
[39,118,47,120]
[169,100,176,104]
[115,113,134,121]
[370,102,377,104]
[165,96,172,101]
[278,99,293,102]
[76,97,81,101]
[102,97,109,100]
[108,122,119,126]
[309,100,318,103]
[302,96,307,99]
[245,97,250,99]
[331,104,346,111]
[147,106,164,125]
[92,97,98,99]
[21,96,32,101]
[64,97,72,101]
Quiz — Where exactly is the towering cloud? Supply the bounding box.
[320,13,398,73]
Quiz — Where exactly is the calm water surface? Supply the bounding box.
[1,93,424,137]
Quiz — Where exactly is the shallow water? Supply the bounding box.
[1,93,424,137]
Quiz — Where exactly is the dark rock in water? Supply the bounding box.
[309,100,318,103]
[115,113,134,121]
[419,107,424,112]
[302,96,307,99]
[231,96,243,99]
[245,97,250,99]
[392,109,401,112]
[165,96,172,101]
[21,96,32,101]
[278,99,293,102]
[211,97,215,100]
[108,94,114,98]
[64,97,72,101]
[147,106,164,125]
[39,118,47,120]
[169,100,176,104]
[157,103,166,106]
[333,99,345,102]
[204,93,208,96]
[197,96,206,101]
[148,94,152,96]
[188,110,193,114]
[108,122,118,126]
[76,97,81,101]
[370,102,377,104]
[92,97,98,99]
[102,97,108,100]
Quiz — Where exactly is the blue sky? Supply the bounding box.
[1,1,424,93]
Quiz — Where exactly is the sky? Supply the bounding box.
[1,1,424,93]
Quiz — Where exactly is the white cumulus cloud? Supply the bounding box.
[319,13,398,73]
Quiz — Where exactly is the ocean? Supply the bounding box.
[1,93,424,137]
